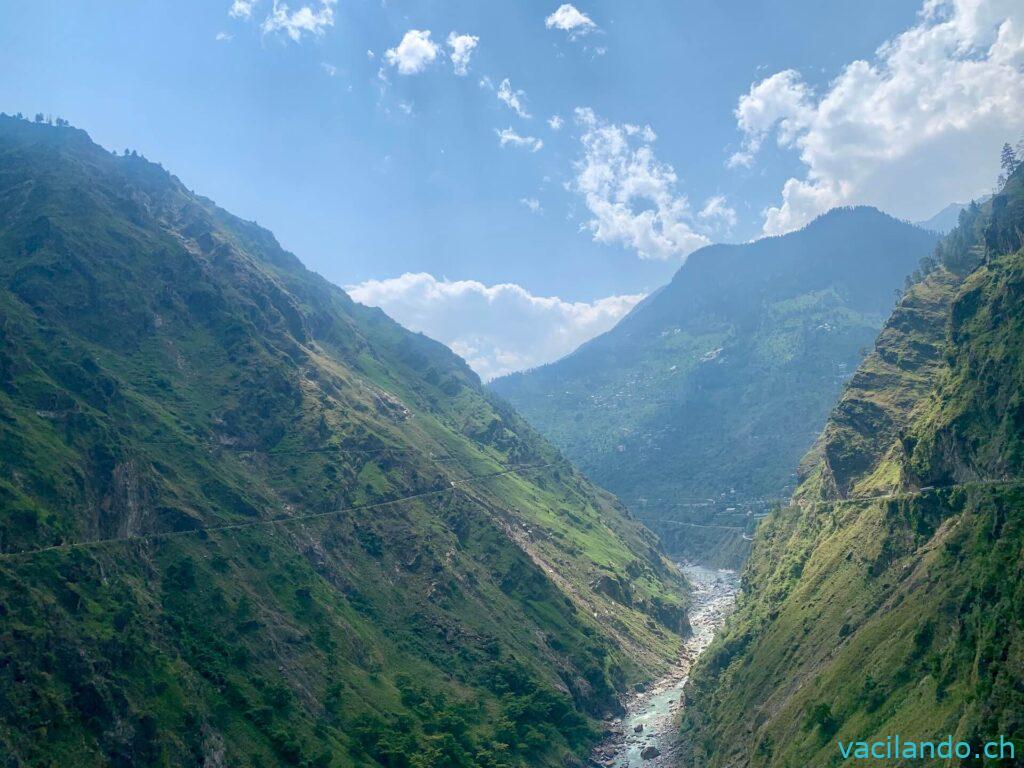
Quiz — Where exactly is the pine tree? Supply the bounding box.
[1000,142,1018,176]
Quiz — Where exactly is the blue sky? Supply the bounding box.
[3,0,1022,378]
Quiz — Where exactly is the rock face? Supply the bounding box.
[651,595,691,635]
[492,207,938,567]
[0,115,692,766]
[591,573,632,605]
[641,745,661,759]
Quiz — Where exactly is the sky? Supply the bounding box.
[2,0,1023,379]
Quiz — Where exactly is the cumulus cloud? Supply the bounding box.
[260,0,336,42]
[447,32,479,76]
[698,195,738,229]
[728,69,813,169]
[385,30,439,75]
[570,108,711,260]
[347,273,643,380]
[548,115,564,131]
[733,0,1024,235]
[496,127,543,152]
[545,4,597,38]
[497,78,531,118]
[229,0,257,19]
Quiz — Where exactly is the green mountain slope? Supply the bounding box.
[679,169,1024,767]
[491,210,938,566]
[0,116,690,767]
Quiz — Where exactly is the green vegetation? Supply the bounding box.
[492,209,938,566]
[679,163,1024,766]
[0,116,689,767]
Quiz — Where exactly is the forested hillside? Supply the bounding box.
[679,165,1024,767]
[492,209,937,566]
[0,116,690,767]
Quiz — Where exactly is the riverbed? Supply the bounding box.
[589,564,739,767]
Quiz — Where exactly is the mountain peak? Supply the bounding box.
[492,207,938,566]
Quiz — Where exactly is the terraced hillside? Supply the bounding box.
[679,168,1024,766]
[0,116,690,767]
[492,209,937,567]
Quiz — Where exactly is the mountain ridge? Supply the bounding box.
[0,115,689,767]
[492,206,939,566]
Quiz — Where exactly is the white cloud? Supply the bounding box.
[320,62,337,76]
[229,0,257,19]
[497,78,531,118]
[698,195,738,229]
[447,32,479,76]
[496,127,543,152]
[520,197,543,214]
[261,0,336,42]
[545,4,597,38]
[215,31,234,41]
[725,150,754,169]
[366,49,375,59]
[347,273,644,380]
[548,115,564,131]
[385,30,440,75]
[570,107,711,260]
[727,69,812,169]
[734,0,1024,235]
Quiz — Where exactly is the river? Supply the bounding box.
[590,563,740,767]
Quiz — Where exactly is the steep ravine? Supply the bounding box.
[591,565,739,767]
[676,163,1024,768]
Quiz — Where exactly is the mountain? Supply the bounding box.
[0,116,691,767]
[679,169,1024,766]
[491,209,939,567]
[915,201,970,234]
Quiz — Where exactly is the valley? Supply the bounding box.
[590,564,738,767]
[492,209,939,568]
[2,112,1022,768]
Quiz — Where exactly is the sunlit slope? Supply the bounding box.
[0,116,689,768]
[492,209,937,566]
[679,169,1024,767]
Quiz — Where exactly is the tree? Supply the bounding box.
[34,113,44,123]
[1000,142,1018,176]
